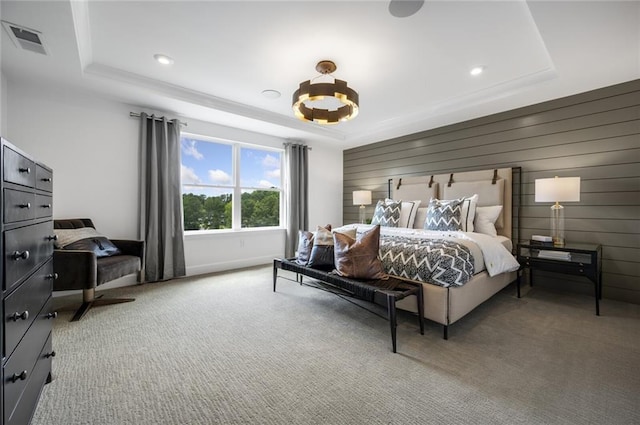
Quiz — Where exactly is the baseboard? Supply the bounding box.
[185,254,278,277]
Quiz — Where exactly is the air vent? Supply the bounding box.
[1,21,48,55]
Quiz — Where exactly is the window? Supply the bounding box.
[180,134,283,231]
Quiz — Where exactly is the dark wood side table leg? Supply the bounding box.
[387,294,397,353]
[273,260,279,292]
[595,280,600,316]
[516,268,521,298]
[416,285,424,335]
[599,269,603,300]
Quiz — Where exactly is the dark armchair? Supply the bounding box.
[53,218,144,321]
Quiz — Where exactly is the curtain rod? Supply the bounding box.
[130,112,188,127]
[283,142,312,150]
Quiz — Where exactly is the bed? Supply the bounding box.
[358,167,522,339]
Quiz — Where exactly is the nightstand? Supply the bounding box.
[516,242,603,315]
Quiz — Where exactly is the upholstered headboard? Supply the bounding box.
[388,167,520,241]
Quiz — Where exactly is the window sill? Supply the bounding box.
[184,227,285,239]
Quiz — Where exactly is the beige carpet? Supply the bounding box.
[32,265,640,425]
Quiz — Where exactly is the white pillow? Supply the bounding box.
[54,227,102,249]
[474,205,503,237]
[461,194,478,232]
[385,199,421,228]
[413,207,429,229]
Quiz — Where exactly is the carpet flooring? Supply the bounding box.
[32,265,640,425]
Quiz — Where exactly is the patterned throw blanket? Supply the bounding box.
[379,235,474,287]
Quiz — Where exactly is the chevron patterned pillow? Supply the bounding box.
[424,198,464,231]
[371,200,401,227]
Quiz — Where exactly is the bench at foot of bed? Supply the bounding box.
[273,258,424,353]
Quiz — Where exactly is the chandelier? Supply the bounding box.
[292,60,359,125]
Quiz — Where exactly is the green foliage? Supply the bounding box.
[241,190,280,227]
[182,191,279,230]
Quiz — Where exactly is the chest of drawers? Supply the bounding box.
[1,138,56,425]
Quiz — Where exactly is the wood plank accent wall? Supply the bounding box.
[343,79,640,304]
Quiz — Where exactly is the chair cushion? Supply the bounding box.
[97,255,141,285]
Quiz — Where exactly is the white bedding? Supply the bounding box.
[348,224,520,278]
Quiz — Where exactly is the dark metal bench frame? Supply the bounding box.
[273,258,424,353]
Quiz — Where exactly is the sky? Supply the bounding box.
[180,137,281,196]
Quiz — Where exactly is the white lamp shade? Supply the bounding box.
[353,190,372,206]
[535,177,581,203]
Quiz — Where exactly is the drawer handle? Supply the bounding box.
[10,370,28,383]
[46,311,58,319]
[41,177,52,182]
[12,250,30,261]
[42,204,52,209]
[18,202,31,209]
[47,234,58,241]
[10,311,29,321]
[46,273,58,280]
[18,167,31,174]
[45,351,56,359]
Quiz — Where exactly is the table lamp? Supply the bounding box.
[535,176,581,246]
[353,190,372,224]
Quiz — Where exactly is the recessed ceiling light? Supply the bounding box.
[154,54,174,65]
[261,89,281,99]
[470,66,485,76]
[389,0,424,18]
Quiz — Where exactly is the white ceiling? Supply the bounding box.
[1,1,638,149]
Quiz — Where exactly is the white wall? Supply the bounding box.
[6,79,343,288]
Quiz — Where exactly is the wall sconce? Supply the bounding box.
[535,176,581,246]
[353,190,372,224]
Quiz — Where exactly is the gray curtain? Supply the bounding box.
[285,143,309,258]
[139,113,186,282]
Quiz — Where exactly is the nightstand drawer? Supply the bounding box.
[522,257,594,276]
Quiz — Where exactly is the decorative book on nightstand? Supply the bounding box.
[516,242,603,315]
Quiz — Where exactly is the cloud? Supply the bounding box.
[262,154,280,168]
[209,169,232,184]
[266,168,281,179]
[258,179,276,188]
[181,165,201,185]
[181,139,203,160]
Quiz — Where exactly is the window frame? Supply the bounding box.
[181,132,284,233]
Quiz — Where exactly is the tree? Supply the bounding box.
[183,190,278,229]
[182,193,205,230]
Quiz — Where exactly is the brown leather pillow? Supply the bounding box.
[296,231,314,265]
[333,225,385,280]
